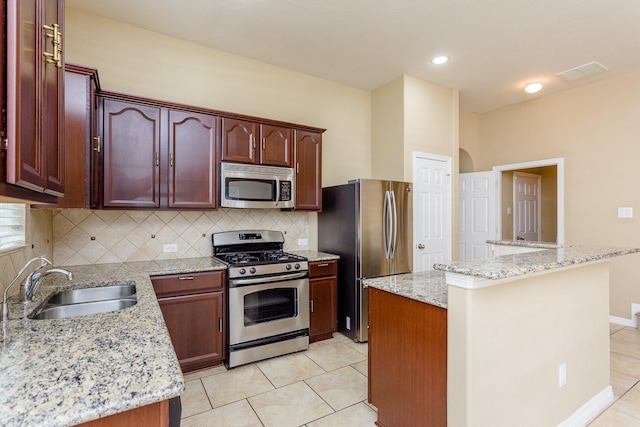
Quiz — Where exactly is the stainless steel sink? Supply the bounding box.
[45,284,136,305]
[29,298,137,320]
[29,283,138,320]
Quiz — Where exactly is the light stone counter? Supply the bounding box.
[0,257,226,427]
[434,245,640,288]
[363,271,447,309]
[290,250,339,262]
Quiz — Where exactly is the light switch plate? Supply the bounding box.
[297,238,308,246]
[618,207,633,218]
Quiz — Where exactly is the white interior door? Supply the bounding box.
[513,172,541,241]
[459,172,496,261]
[412,153,451,272]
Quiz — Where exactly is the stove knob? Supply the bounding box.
[250,267,256,274]
[294,263,300,270]
[239,268,246,275]
[286,264,292,270]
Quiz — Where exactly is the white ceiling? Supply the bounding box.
[66,0,640,113]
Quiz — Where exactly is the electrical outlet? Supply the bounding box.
[618,207,633,218]
[163,244,178,253]
[346,316,351,330]
[559,363,567,387]
[297,238,308,246]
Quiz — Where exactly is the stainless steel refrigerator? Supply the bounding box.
[318,179,412,342]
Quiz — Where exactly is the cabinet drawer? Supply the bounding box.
[152,270,225,297]
[309,260,337,278]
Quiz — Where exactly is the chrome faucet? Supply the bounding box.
[23,267,73,303]
[2,256,51,322]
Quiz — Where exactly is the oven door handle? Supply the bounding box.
[229,271,308,286]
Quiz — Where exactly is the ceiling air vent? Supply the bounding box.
[556,61,608,82]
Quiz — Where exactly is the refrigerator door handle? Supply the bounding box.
[390,190,398,259]
[383,190,391,259]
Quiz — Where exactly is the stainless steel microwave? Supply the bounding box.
[220,162,295,209]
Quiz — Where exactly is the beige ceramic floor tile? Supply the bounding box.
[181,379,212,418]
[352,360,368,377]
[614,328,640,346]
[344,340,369,356]
[257,352,326,388]
[612,388,640,420]
[306,366,368,411]
[307,402,378,427]
[611,369,640,398]
[183,365,227,382]
[305,343,367,372]
[589,407,640,426]
[610,323,626,334]
[612,339,640,360]
[181,400,263,427]
[248,381,333,427]
[314,333,351,347]
[201,364,274,408]
[612,353,640,378]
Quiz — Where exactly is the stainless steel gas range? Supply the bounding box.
[212,230,309,368]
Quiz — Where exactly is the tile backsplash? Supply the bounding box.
[52,208,310,266]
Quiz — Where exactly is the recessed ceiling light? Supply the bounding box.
[524,82,543,94]
[431,56,450,65]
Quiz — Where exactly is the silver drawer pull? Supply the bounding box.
[178,276,195,281]
[317,263,329,267]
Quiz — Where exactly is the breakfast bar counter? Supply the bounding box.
[0,257,226,427]
[363,244,640,427]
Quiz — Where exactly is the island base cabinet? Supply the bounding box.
[77,400,169,427]
[368,287,447,427]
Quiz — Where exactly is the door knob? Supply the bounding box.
[417,244,425,249]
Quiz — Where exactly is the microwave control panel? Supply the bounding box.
[280,181,292,201]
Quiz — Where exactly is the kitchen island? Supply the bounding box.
[0,257,226,427]
[364,244,640,427]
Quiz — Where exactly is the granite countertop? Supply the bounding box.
[434,245,640,280]
[0,256,226,427]
[363,270,448,309]
[487,240,568,249]
[290,250,339,262]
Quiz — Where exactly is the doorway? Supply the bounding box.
[494,158,564,243]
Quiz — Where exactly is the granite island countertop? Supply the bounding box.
[364,245,640,309]
[0,256,226,427]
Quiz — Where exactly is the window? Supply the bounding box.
[0,203,26,252]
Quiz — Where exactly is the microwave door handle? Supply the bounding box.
[274,176,280,207]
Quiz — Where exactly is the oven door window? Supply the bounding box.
[226,178,275,201]
[244,288,298,326]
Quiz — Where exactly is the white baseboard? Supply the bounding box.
[609,303,640,328]
[557,386,614,427]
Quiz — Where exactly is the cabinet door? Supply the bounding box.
[168,110,218,209]
[309,277,337,341]
[158,292,225,372]
[294,130,322,211]
[260,124,292,167]
[5,0,63,196]
[101,98,162,208]
[220,118,258,164]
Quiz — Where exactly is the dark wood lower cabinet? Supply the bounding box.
[309,260,338,343]
[152,271,226,372]
[369,287,447,427]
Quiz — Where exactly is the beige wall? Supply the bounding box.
[473,69,640,318]
[372,76,405,181]
[448,263,611,426]
[0,208,53,298]
[459,110,480,171]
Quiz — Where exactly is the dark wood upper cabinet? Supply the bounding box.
[294,130,322,211]
[221,119,293,167]
[97,93,219,210]
[101,98,162,209]
[220,118,258,164]
[1,0,64,203]
[167,110,218,209]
